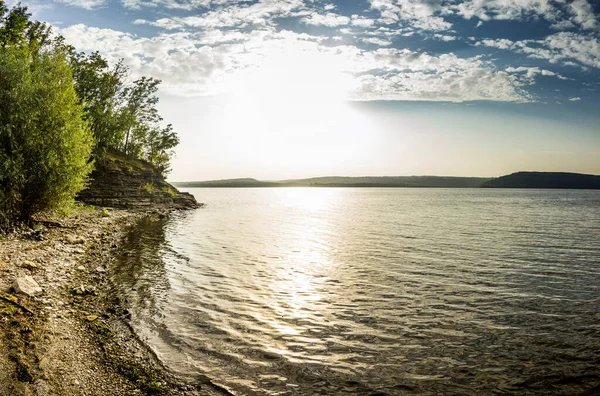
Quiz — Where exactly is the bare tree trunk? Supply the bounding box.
[124,126,131,155]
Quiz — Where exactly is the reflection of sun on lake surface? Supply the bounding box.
[268,188,340,329]
[272,187,342,212]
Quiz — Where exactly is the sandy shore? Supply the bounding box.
[0,207,225,396]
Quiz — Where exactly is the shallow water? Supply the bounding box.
[112,188,600,395]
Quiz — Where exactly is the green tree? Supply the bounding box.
[0,2,28,47]
[0,4,93,227]
[69,50,129,151]
[121,76,162,156]
[145,124,180,175]
[68,51,179,175]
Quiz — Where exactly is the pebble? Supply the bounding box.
[66,235,86,245]
[22,260,38,270]
[14,275,43,297]
[77,266,86,271]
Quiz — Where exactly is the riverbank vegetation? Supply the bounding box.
[0,2,179,231]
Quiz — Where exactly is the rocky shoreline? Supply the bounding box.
[0,206,226,396]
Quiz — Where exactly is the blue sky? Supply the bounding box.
[13,0,600,179]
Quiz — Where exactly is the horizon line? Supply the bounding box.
[169,170,600,184]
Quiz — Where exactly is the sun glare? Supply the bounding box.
[232,41,354,107]
[210,42,376,177]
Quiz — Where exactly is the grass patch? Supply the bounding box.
[117,358,169,395]
[101,150,152,174]
[161,186,177,197]
[0,301,19,317]
[143,182,155,194]
[89,321,112,338]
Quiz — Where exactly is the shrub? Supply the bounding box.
[0,8,93,228]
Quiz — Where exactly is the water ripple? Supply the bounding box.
[113,188,600,395]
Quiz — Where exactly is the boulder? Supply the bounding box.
[14,276,43,297]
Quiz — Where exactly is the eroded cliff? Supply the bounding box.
[77,152,200,210]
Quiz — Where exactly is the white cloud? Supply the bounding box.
[433,34,456,41]
[368,0,598,32]
[454,0,556,22]
[134,18,184,30]
[361,37,392,46]
[128,0,304,26]
[505,66,568,81]
[568,0,598,30]
[351,15,376,28]
[569,97,582,101]
[121,0,244,11]
[302,12,350,26]
[122,0,598,35]
[55,0,106,9]
[352,69,528,102]
[477,33,600,69]
[369,0,452,31]
[59,23,533,102]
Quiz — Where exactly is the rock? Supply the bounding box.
[72,285,96,295]
[14,276,43,297]
[85,314,99,322]
[195,374,213,385]
[66,235,85,245]
[77,266,86,271]
[26,228,45,241]
[95,266,106,273]
[72,285,86,295]
[22,260,38,270]
[76,154,201,210]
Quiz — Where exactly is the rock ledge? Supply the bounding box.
[77,151,201,210]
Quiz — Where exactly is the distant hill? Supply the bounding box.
[175,178,281,188]
[481,172,600,189]
[173,176,492,188]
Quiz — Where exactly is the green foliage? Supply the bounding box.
[0,3,29,47]
[0,3,93,228]
[143,182,155,194]
[69,51,129,150]
[161,186,177,197]
[145,123,180,175]
[68,51,180,177]
[0,1,180,229]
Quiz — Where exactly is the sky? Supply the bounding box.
[11,0,600,180]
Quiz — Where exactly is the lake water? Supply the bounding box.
[112,188,600,395]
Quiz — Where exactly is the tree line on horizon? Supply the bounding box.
[0,2,179,230]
